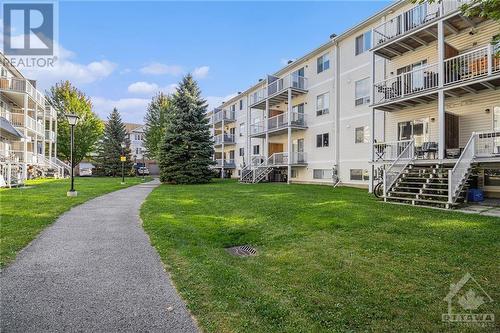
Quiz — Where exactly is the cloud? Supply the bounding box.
[204,93,238,112]
[127,81,177,95]
[91,96,151,123]
[192,66,210,79]
[140,63,183,76]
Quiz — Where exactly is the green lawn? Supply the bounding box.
[0,176,150,267]
[141,180,499,333]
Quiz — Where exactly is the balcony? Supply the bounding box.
[45,130,56,141]
[373,43,500,110]
[214,133,236,146]
[372,0,485,59]
[250,111,307,138]
[45,105,57,118]
[266,152,307,166]
[10,113,44,135]
[215,159,236,168]
[213,109,235,125]
[0,77,47,109]
[249,74,308,109]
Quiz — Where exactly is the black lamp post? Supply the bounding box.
[120,142,126,184]
[65,113,80,197]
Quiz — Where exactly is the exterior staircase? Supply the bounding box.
[385,163,469,209]
[240,154,276,184]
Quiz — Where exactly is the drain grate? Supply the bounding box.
[225,245,257,257]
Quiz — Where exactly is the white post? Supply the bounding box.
[487,44,493,76]
[369,50,376,193]
[221,113,225,179]
[264,99,269,165]
[437,20,444,88]
[438,90,445,160]
[287,88,292,184]
[22,94,28,180]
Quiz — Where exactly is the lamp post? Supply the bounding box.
[65,113,80,197]
[120,142,126,184]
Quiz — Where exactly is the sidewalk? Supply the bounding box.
[1,179,199,332]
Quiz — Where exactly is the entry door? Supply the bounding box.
[292,139,305,163]
[398,119,429,147]
[268,143,284,157]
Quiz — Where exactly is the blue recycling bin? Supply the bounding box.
[467,189,484,202]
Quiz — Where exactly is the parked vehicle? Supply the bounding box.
[79,168,93,177]
[137,167,150,176]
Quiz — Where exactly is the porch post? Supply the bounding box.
[23,94,28,180]
[265,99,269,164]
[221,113,225,179]
[287,88,292,184]
[369,51,376,193]
[437,20,445,160]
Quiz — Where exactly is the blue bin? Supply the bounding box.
[467,189,484,202]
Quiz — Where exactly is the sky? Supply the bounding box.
[4,0,392,123]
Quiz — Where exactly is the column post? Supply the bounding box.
[437,19,445,160]
[287,88,292,184]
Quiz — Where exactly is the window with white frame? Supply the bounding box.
[291,169,298,178]
[355,126,369,144]
[316,93,329,116]
[350,169,369,181]
[316,133,329,148]
[313,169,333,179]
[239,148,244,157]
[355,78,370,106]
[239,123,245,136]
[317,53,330,74]
[355,30,372,55]
[239,99,243,110]
[253,145,260,155]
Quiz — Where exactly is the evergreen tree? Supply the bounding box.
[143,92,172,160]
[158,74,214,184]
[95,108,133,176]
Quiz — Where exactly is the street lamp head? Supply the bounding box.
[65,113,80,126]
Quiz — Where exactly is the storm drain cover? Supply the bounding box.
[225,245,257,257]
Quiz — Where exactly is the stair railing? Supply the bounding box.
[240,155,264,181]
[383,139,415,197]
[448,132,477,204]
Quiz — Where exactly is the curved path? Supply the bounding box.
[1,179,199,332]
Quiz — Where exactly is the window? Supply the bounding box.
[398,119,429,147]
[239,123,245,136]
[350,169,369,181]
[355,30,372,55]
[355,126,369,143]
[317,53,330,74]
[316,93,329,116]
[316,133,329,148]
[313,169,333,179]
[230,104,236,112]
[253,145,260,155]
[355,78,370,105]
[239,148,244,157]
[239,100,243,110]
[291,169,298,178]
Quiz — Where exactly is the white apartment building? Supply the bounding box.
[209,0,500,207]
[0,52,67,187]
[125,123,145,161]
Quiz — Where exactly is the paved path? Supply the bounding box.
[1,179,199,332]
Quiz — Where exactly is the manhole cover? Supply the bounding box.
[225,245,257,257]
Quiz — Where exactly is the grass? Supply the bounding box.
[0,176,151,267]
[141,179,499,333]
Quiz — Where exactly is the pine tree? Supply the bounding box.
[144,92,172,160]
[95,108,133,176]
[158,74,214,184]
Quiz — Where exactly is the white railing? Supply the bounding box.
[268,111,307,131]
[448,133,476,203]
[372,1,472,47]
[215,159,236,167]
[475,131,500,157]
[373,2,440,47]
[10,113,40,133]
[250,120,265,135]
[444,44,494,85]
[374,63,438,104]
[239,155,265,181]
[213,109,236,123]
[51,157,71,175]
[214,133,235,145]
[267,74,308,96]
[249,88,266,106]
[10,150,37,164]
[373,140,414,162]
[0,77,47,108]
[383,139,415,196]
[45,130,55,141]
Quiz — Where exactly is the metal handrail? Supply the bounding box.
[383,139,415,196]
[448,132,476,203]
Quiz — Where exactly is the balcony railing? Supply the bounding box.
[373,1,469,47]
[45,130,56,141]
[215,159,236,168]
[0,77,47,108]
[249,88,267,106]
[250,111,307,135]
[10,150,40,164]
[267,74,308,96]
[374,62,439,104]
[214,133,235,145]
[444,43,500,85]
[213,109,236,123]
[373,140,414,162]
[10,113,43,134]
[266,152,307,166]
